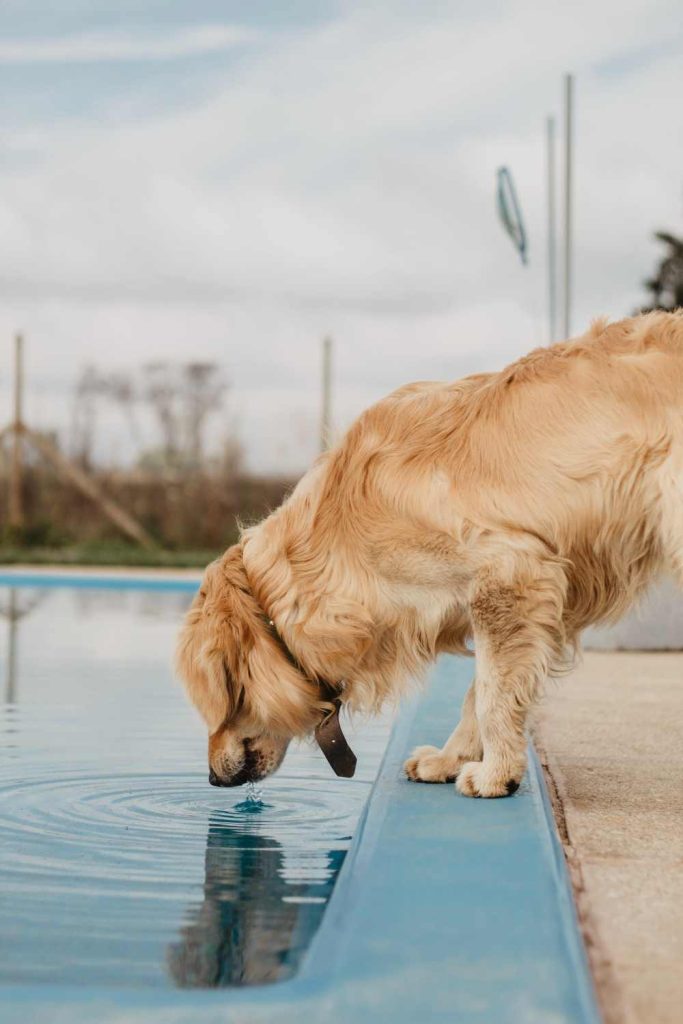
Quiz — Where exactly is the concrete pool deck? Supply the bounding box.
[535,651,683,1024]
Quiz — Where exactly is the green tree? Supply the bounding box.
[639,231,683,312]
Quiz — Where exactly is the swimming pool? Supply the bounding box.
[0,570,601,1023]
[0,574,392,990]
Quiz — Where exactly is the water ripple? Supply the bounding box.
[0,584,393,988]
[0,768,364,886]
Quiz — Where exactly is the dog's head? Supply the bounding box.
[176,545,324,787]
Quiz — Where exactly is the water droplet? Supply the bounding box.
[244,780,264,805]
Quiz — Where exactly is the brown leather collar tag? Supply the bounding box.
[314,699,357,778]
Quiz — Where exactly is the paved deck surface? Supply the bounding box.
[535,652,683,1024]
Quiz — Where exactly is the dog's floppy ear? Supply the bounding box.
[176,548,321,738]
[176,557,252,734]
[176,592,237,734]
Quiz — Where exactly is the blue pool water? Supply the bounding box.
[0,577,392,989]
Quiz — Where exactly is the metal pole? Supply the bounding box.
[563,73,574,340]
[320,336,332,453]
[9,332,24,529]
[546,116,557,344]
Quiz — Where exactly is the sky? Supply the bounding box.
[1,1,682,473]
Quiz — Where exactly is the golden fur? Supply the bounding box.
[177,311,683,796]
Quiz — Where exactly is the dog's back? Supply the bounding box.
[309,311,683,634]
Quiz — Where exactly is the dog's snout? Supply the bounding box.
[206,734,287,789]
[208,743,259,788]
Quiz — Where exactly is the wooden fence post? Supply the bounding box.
[8,333,24,529]
[3,331,156,549]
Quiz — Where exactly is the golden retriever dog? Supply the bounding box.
[177,311,683,797]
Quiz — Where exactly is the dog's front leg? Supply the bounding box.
[456,564,565,798]
[404,681,483,782]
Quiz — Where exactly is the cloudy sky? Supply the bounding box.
[1,1,681,472]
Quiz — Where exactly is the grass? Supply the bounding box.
[0,540,219,569]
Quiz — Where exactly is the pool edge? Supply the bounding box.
[0,654,602,1023]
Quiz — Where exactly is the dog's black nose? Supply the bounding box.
[208,768,221,787]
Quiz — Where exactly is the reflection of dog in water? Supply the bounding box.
[167,813,345,987]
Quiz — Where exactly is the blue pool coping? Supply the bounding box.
[0,569,201,591]
[0,571,601,1023]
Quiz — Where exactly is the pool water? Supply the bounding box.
[0,580,392,989]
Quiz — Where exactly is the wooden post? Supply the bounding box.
[9,333,24,529]
[22,425,157,549]
[1,332,156,550]
[320,336,332,453]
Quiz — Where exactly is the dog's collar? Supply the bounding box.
[261,613,357,779]
[314,684,358,779]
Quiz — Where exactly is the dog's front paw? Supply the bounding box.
[405,745,463,783]
[455,760,522,798]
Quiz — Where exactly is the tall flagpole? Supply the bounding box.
[9,332,24,529]
[320,336,332,452]
[563,73,574,340]
[546,116,557,343]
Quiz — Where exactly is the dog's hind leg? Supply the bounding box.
[456,560,566,798]
[404,681,483,783]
